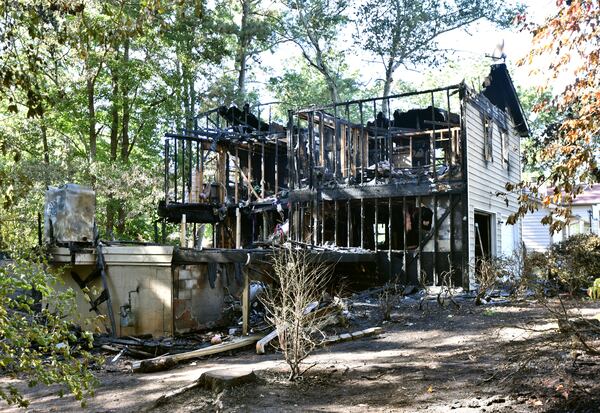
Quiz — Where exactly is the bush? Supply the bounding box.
[548,234,600,294]
[473,256,517,304]
[523,250,549,279]
[523,234,600,294]
[0,251,99,408]
[261,247,332,380]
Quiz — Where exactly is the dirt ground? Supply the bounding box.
[3,294,600,413]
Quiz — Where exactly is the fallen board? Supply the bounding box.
[321,327,383,346]
[256,306,343,355]
[256,329,279,355]
[132,334,263,373]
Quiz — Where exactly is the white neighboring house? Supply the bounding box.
[522,184,600,252]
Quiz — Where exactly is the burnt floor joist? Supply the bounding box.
[289,182,463,202]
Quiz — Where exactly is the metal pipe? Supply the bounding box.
[174,137,178,203]
[403,196,407,278]
[359,102,364,184]
[431,92,437,181]
[164,140,169,202]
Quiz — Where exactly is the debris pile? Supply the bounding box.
[93,285,396,375]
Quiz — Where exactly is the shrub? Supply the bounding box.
[379,284,399,321]
[261,247,332,380]
[548,234,600,294]
[0,251,99,408]
[523,250,549,279]
[473,256,517,305]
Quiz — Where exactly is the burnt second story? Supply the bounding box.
[155,63,529,289]
[287,84,465,202]
[158,102,289,232]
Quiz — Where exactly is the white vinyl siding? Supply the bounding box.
[522,208,552,252]
[465,98,522,287]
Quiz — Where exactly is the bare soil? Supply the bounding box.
[3,295,600,413]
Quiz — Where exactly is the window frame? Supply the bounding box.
[500,128,509,165]
[483,115,494,162]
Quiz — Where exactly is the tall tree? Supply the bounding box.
[517,87,560,177]
[232,0,278,104]
[508,0,600,231]
[268,58,373,114]
[356,0,522,112]
[278,0,349,103]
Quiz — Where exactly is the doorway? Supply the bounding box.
[474,212,492,260]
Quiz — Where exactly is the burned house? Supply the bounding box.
[159,63,529,290]
[47,63,528,338]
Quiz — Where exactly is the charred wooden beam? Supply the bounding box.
[288,182,463,202]
[158,201,220,224]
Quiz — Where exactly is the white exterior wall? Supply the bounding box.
[522,208,553,252]
[570,204,600,236]
[465,97,522,287]
[523,203,600,252]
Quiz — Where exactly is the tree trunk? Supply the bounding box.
[182,64,191,130]
[107,63,120,240]
[117,38,130,237]
[236,0,250,105]
[381,67,393,115]
[87,77,96,160]
[40,115,49,165]
[327,80,339,104]
[322,71,339,104]
[190,73,196,125]
[120,39,130,163]
[110,67,119,161]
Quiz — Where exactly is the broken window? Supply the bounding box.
[483,115,493,162]
[500,128,509,165]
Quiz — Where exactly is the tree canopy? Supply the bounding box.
[355,0,524,111]
[508,0,600,231]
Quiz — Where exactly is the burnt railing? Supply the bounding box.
[162,102,288,213]
[288,84,464,191]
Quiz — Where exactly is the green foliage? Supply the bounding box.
[357,0,521,65]
[278,0,350,103]
[523,250,549,279]
[0,0,239,247]
[228,0,280,104]
[0,252,100,408]
[588,278,600,300]
[267,59,373,114]
[0,1,84,117]
[525,234,600,295]
[355,0,524,99]
[511,2,600,230]
[548,234,600,294]
[517,87,561,176]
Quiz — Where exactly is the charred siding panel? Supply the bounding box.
[465,98,522,287]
